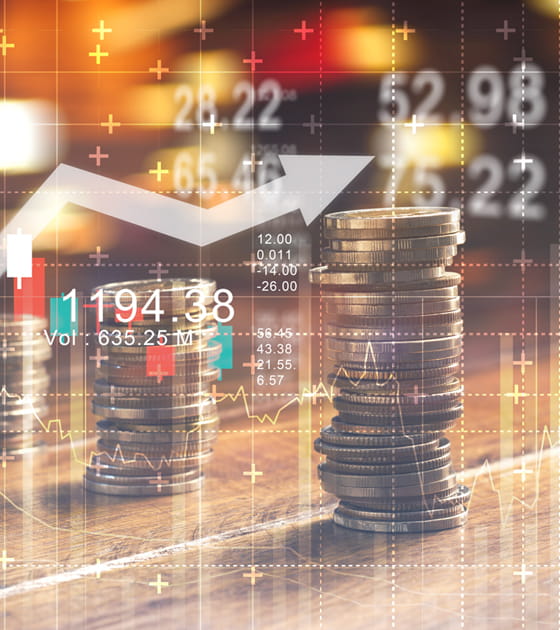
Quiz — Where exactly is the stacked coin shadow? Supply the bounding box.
[0,315,51,458]
[84,278,221,497]
[310,208,471,533]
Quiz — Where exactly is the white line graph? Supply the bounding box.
[0,155,373,273]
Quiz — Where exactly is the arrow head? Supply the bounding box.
[278,155,374,225]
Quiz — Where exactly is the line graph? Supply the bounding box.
[467,427,557,524]
[0,435,555,596]
[0,329,549,448]
[1,357,556,526]
[0,155,373,271]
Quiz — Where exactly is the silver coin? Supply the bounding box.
[332,507,468,532]
[104,339,222,365]
[323,207,460,233]
[333,401,464,421]
[91,447,213,472]
[330,359,462,375]
[329,326,463,341]
[96,437,215,459]
[315,273,463,294]
[325,222,462,242]
[314,437,443,464]
[328,419,445,441]
[339,483,470,512]
[336,406,463,429]
[323,286,459,305]
[92,397,216,420]
[326,231,465,251]
[322,246,457,266]
[335,501,466,522]
[323,474,458,498]
[330,415,451,436]
[319,425,440,447]
[328,371,458,391]
[84,473,204,496]
[323,452,452,476]
[328,352,462,370]
[336,383,463,404]
[98,423,218,446]
[334,394,464,414]
[93,375,217,396]
[332,375,461,396]
[93,391,210,408]
[332,362,460,382]
[310,266,446,287]
[332,418,458,435]
[319,463,453,488]
[325,320,463,340]
[330,308,462,326]
[88,449,213,476]
[84,470,200,487]
[328,334,462,354]
[96,418,219,443]
[106,340,216,361]
[326,297,461,317]
[99,366,220,388]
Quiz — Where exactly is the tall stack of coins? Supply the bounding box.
[311,207,470,533]
[84,278,221,496]
[0,315,51,457]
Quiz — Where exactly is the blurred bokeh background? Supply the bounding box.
[1,0,558,356]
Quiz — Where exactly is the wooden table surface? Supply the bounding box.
[0,315,557,629]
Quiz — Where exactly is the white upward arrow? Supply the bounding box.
[0,154,373,273]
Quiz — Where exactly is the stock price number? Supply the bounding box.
[378,64,546,126]
[255,233,299,292]
[63,288,235,324]
[254,329,295,388]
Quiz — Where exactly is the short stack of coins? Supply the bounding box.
[310,207,470,533]
[84,278,221,496]
[0,315,51,457]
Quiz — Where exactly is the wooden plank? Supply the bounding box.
[2,440,556,629]
[0,324,556,627]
